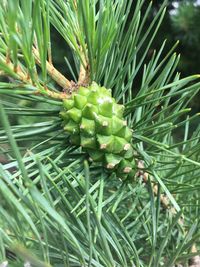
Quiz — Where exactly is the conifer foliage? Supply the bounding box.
[0,1,200,266]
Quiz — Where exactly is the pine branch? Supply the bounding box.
[137,161,178,213]
[138,160,200,266]
[0,1,200,266]
[32,47,72,90]
[78,49,90,85]
[0,54,71,100]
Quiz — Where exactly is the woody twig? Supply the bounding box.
[0,50,72,100]
[32,47,72,91]
[77,47,90,86]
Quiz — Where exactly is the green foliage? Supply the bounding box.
[0,0,200,266]
[170,1,200,77]
[172,2,200,46]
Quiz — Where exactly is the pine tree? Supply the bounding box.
[171,1,200,76]
[0,1,200,266]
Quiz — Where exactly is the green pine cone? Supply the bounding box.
[61,82,136,180]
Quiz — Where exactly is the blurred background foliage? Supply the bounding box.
[149,0,200,112]
[151,1,200,132]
